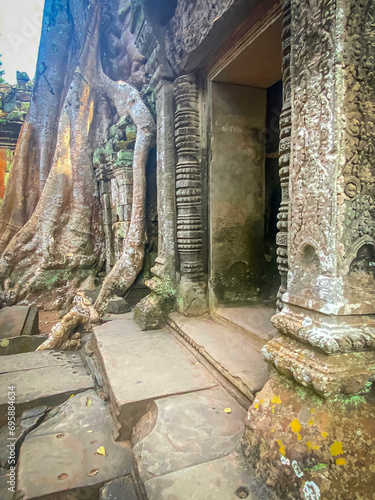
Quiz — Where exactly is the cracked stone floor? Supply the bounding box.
[0,311,273,500]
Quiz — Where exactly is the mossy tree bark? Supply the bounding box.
[0,0,155,323]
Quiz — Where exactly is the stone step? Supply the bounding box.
[92,319,218,440]
[168,313,269,403]
[132,386,247,486]
[17,390,132,500]
[0,351,94,426]
[144,453,275,500]
[212,305,277,348]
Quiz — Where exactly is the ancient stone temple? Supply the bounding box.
[0,73,32,203]
[130,0,375,497]
[0,0,374,498]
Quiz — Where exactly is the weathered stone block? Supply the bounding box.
[106,297,131,314]
[134,293,167,330]
[0,305,39,339]
[17,391,132,499]
[100,476,138,500]
[0,335,45,355]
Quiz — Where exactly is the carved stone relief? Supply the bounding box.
[174,74,207,316]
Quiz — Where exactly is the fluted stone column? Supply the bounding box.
[174,74,207,316]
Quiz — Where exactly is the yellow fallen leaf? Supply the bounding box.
[96,446,106,456]
[224,408,232,414]
[0,339,9,347]
[69,394,75,399]
[88,469,99,477]
[87,430,94,434]
[86,397,92,407]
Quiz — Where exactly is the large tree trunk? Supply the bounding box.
[0,0,156,314]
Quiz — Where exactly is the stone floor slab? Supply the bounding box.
[100,476,138,500]
[144,453,275,500]
[133,386,246,482]
[169,313,269,400]
[17,391,131,499]
[0,353,94,426]
[0,351,82,374]
[213,305,277,344]
[93,319,217,438]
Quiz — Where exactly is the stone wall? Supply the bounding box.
[0,73,32,203]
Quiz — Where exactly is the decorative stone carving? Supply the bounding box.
[268,0,375,383]
[262,335,375,398]
[93,118,136,274]
[276,0,291,311]
[174,74,207,316]
[165,0,236,70]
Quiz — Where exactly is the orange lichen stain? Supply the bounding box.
[87,99,94,133]
[277,439,286,457]
[297,434,302,441]
[308,420,314,426]
[321,432,328,439]
[313,445,320,451]
[311,409,315,414]
[290,419,301,434]
[55,125,72,177]
[336,458,346,466]
[272,406,275,414]
[254,403,259,409]
[330,441,345,457]
[272,395,282,404]
[259,399,264,404]
[306,441,312,450]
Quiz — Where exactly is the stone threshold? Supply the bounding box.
[168,311,271,406]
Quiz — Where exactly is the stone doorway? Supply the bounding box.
[207,10,283,331]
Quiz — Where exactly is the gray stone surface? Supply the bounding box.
[0,352,94,426]
[106,297,131,314]
[0,469,14,500]
[214,305,277,344]
[84,286,102,304]
[93,319,217,438]
[17,391,131,499]
[100,476,138,500]
[133,387,246,482]
[0,406,48,468]
[0,305,39,339]
[169,313,269,400]
[0,335,45,356]
[144,453,274,500]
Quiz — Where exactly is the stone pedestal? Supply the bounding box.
[242,0,375,497]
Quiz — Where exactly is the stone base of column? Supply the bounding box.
[177,277,207,317]
[262,335,375,398]
[241,373,375,500]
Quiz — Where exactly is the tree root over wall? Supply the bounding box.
[0,0,156,349]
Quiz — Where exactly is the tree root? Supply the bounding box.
[37,292,100,351]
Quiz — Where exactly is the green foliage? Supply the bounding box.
[0,54,5,83]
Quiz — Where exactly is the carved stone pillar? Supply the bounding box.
[276,0,291,311]
[134,79,177,330]
[174,74,207,316]
[112,154,133,261]
[242,1,375,497]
